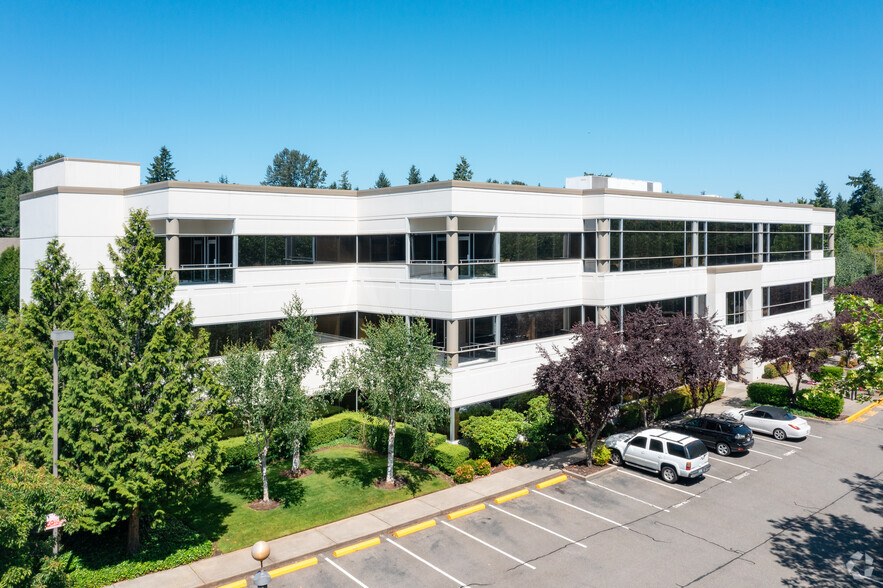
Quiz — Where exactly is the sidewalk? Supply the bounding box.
[113,449,583,588]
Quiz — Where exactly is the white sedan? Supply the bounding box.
[722,405,811,440]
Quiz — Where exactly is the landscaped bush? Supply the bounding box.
[502,391,538,413]
[458,403,494,421]
[809,365,844,381]
[747,382,792,406]
[306,412,366,449]
[431,442,470,474]
[591,444,611,466]
[463,458,491,476]
[763,361,792,379]
[459,408,524,463]
[452,463,475,484]
[798,391,844,419]
[617,383,726,430]
[219,436,258,472]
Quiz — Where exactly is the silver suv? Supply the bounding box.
[605,428,710,483]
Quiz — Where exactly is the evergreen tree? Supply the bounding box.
[0,240,84,465]
[813,181,833,208]
[262,148,326,188]
[333,170,352,190]
[453,156,473,181]
[218,175,229,184]
[61,209,225,553]
[0,154,63,237]
[145,146,178,183]
[733,191,744,199]
[407,165,422,185]
[0,246,18,314]
[427,174,439,182]
[846,170,882,221]
[374,171,391,188]
[835,193,848,220]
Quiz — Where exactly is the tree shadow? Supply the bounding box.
[307,449,437,495]
[217,466,306,508]
[176,488,234,542]
[768,467,883,586]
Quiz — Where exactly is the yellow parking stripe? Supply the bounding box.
[216,581,247,588]
[846,399,883,423]
[447,504,485,519]
[333,537,381,557]
[394,519,436,537]
[536,474,568,489]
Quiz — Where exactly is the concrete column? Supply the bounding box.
[449,407,458,441]
[446,215,459,281]
[597,219,611,273]
[597,306,611,325]
[691,221,699,267]
[446,318,459,369]
[165,219,180,276]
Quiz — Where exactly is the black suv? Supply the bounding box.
[664,415,754,456]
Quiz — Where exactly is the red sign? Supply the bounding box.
[45,513,66,530]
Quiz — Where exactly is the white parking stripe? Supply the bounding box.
[533,489,630,528]
[488,504,588,547]
[703,473,732,483]
[747,448,783,459]
[808,434,823,439]
[585,479,670,511]
[708,456,758,472]
[324,557,369,587]
[615,469,701,497]
[386,538,467,586]
[751,436,803,450]
[440,520,537,570]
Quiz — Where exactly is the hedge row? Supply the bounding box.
[618,383,725,430]
[220,412,469,475]
[808,365,845,381]
[746,382,844,419]
[763,361,792,379]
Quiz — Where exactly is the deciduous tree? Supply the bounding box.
[61,209,224,554]
[324,317,449,484]
[749,320,833,405]
[145,146,177,183]
[621,307,679,427]
[262,148,327,188]
[535,319,627,464]
[816,295,883,401]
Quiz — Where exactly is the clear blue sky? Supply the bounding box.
[3,1,881,201]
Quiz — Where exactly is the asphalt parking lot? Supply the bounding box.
[269,408,883,587]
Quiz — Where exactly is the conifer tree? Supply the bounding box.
[60,209,224,553]
[407,165,422,184]
[813,181,833,208]
[453,156,473,181]
[145,146,178,183]
[0,245,19,315]
[427,174,439,182]
[374,171,391,188]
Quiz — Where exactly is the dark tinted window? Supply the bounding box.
[666,443,687,458]
[685,441,708,459]
[648,439,663,453]
[686,419,702,427]
[629,437,647,449]
[704,421,721,432]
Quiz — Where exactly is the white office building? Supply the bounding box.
[20,158,836,417]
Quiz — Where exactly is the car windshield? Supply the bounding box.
[685,440,708,459]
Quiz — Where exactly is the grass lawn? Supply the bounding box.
[188,446,451,553]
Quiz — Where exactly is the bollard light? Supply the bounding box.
[251,541,271,587]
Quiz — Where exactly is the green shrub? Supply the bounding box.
[502,455,523,467]
[657,392,692,420]
[463,458,491,476]
[747,382,792,406]
[431,442,470,474]
[798,391,844,419]
[460,409,524,463]
[219,436,258,472]
[763,361,792,379]
[452,463,475,484]
[591,444,611,466]
[617,383,725,430]
[306,412,366,449]
[459,403,494,421]
[502,391,538,413]
[808,365,844,381]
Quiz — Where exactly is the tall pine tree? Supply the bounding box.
[61,209,224,553]
[145,146,178,183]
[813,181,833,208]
[374,171,391,188]
[407,165,422,185]
[453,156,473,181]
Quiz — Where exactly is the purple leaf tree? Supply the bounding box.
[749,320,833,405]
[621,306,680,427]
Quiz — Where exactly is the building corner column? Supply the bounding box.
[446,215,459,280]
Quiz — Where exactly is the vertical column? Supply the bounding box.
[446,319,459,369]
[165,219,180,278]
[446,215,459,281]
[597,306,611,325]
[691,221,699,267]
[449,407,458,441]
[597,219,610,273]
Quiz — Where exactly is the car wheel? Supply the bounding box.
[610,450,623,466]
[773,428,786,441]
[716,442,731,456]
[660,465,678,484]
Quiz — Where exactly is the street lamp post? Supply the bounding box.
[50,329,74,555]
[251,541,271,587]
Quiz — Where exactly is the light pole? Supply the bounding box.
[50,329,74,555]
[251,541,271,587]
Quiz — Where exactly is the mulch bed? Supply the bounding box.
[563,459,607,478]
[279,467,314,479]
[248,499,281,511]
[373,475,408,490]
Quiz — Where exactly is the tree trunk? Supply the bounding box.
[260,443,270,502]
[386,415,396,483]
[291,438,301,471]
[126,506,141,555]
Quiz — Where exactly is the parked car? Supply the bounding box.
[722,405,811,440]
[605,428,710,483]
[664,415,754,456]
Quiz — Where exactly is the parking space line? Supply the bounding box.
[703,473,732,483]
[440,520,537,569]
[751,436,803,450]
[746,448,783,459]
[533,489,630,529]
[808,434,823,439]
[386,538,467,586]
[488,503,588,548]
[324,557,369,587]
[615,469,701,497]
[585,479,670,511]
[708,456,758,472]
